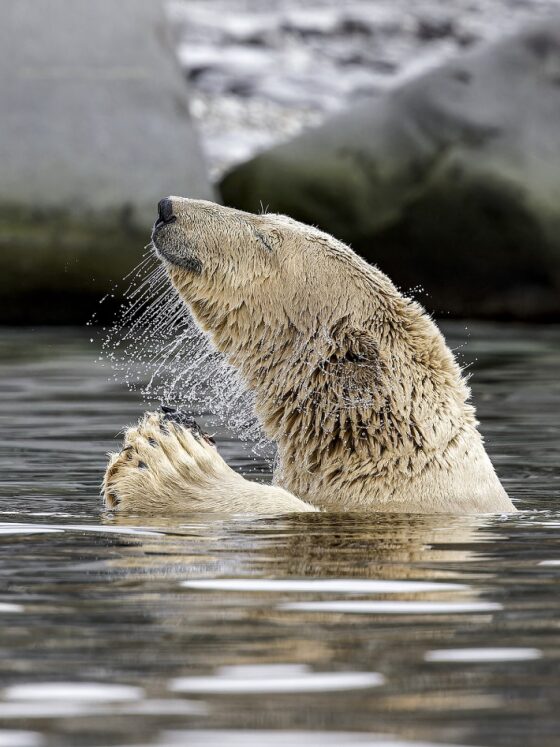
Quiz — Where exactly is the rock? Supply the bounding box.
[415,15,457,42]
[0,0,214,322]
[220,17,560,320]
[281,9,342,37]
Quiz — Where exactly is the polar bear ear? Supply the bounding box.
[254,228,282,252]
[342,330,379,361]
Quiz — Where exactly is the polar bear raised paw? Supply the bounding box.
[103,408,315,515]
[103,408,220,512]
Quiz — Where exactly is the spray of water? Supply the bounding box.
[96,244,269,455]
[96,245,388,464]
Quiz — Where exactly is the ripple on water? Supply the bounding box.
[156,731,484,747]
[0,603,23,613]
[424,648,542,663]
[0,327,559,746]
[169,664,384,694]
[0,526,63,535]
[0,733,45,747]
[0,684,146,720]
[279,601,502,614]
[0,522,162,537]
[180,578,467,593]
[2,683,145,702]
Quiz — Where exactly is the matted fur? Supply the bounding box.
[103,198,515,514]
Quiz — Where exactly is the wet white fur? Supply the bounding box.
[104,199,515,515]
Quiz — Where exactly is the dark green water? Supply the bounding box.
[0,324,559,747]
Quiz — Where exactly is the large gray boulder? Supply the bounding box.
[0,0,214,322]
[221,18,560,320]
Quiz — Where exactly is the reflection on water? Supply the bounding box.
[0,324,559,747]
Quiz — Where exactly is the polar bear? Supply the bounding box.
[103,197,515,515]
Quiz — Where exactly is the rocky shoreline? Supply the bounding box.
[2,1,560,322]
[168,0,560,176]
[220,16,560,320]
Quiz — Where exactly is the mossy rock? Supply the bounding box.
[0,208,149,323]
[0,0,214,322]
[221,18,560,320]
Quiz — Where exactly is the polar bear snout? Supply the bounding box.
[151,197,203,274]
[152,196,249,277]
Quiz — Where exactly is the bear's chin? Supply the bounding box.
[154,243,203,275]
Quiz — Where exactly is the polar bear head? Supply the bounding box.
[151,196,400,339]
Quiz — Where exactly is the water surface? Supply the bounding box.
[0,324,559,747]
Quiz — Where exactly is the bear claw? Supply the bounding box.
[160,405,216,447]
[161,404,200,430]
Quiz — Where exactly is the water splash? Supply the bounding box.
[98,245,382,458]
[98,245,268,454]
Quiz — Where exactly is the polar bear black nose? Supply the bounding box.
[157,198,175,224]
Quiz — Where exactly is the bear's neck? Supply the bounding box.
[188,283,480,507]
